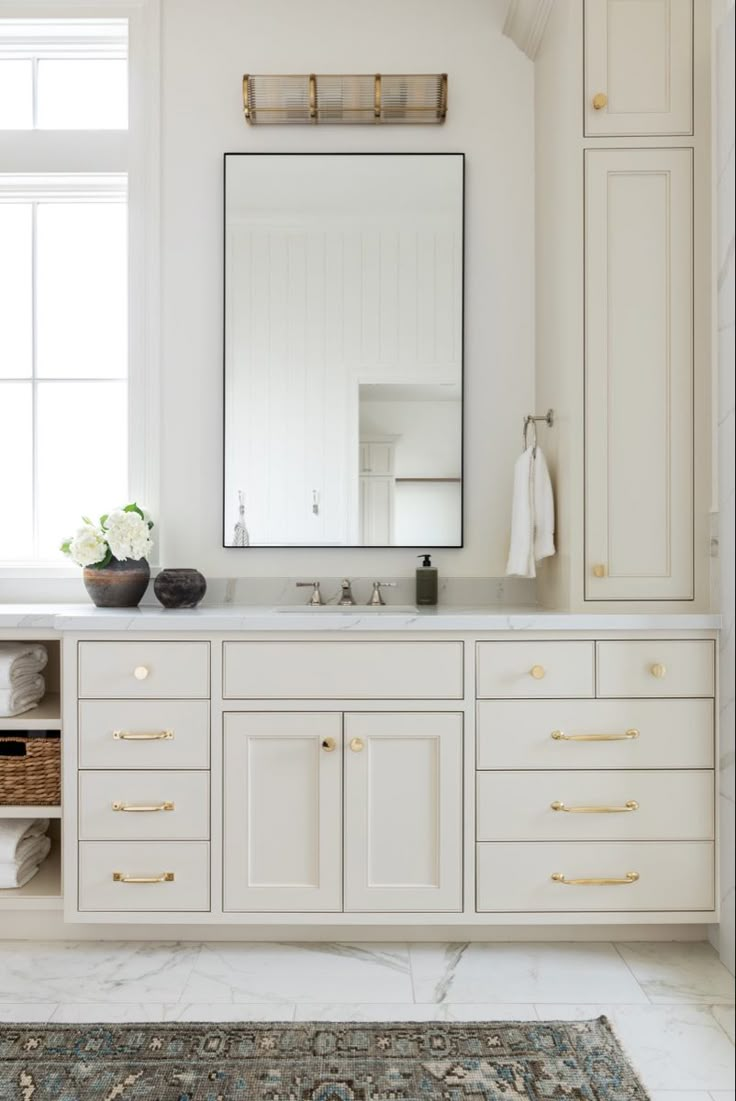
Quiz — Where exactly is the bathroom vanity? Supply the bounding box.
[0,607,718,933]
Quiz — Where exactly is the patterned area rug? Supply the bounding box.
[0,1017,647,1100]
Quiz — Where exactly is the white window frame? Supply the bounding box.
[0,0,160,583]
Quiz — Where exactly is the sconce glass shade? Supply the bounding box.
[243,74,448,125]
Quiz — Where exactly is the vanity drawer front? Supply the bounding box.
[476,642,594,699]
[223,641,464,700]
[79,642,210,700]
[79,771,210,841]
[476,841,714,912]
[78,700,210,770]
[597,641,715,698]
[476,699,714,770]
[78,841,210,912]
[476,770,714,842]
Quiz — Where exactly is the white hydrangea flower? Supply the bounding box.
[68,525,108,568]
[104,509,153,563]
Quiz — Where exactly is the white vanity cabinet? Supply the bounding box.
[59,625,717,929]
[584,0,693,136]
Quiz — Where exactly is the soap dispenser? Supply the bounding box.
[416,554,438,606]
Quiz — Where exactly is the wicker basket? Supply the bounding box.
[0,734,61,806]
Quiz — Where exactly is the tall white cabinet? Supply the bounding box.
[535,0,710,611]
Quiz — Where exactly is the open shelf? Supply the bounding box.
[0,804,62,819]
[0,836,61,910]
[0,693,62,732]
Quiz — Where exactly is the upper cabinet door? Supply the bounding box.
[585,148,694,601]
[223,712,342,912]
[343,712,463,912]
[584,0,693,136]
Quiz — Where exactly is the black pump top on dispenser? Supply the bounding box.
[418,554,432,567]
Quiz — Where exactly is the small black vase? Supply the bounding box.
[154,568,207,609]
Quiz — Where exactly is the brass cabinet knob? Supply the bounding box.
[592,564,606,578]
[133,666,149,680]
[592,92,608,110]
[530,665,546,680]
[321,737,336,752]
[349,737,365,753]
[650,663,667,679]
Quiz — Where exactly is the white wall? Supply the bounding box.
[158,0,535,577]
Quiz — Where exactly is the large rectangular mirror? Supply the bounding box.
[224,152,464,547]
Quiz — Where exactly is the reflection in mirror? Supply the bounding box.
[224,153,463,547]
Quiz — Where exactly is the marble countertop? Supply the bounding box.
[0,603,722,632]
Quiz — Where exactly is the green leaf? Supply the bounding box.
[90,547,113,570]
[123,502,144,519]
[60,539,71,555]
[99,514,108,528]
[81,515,93,526]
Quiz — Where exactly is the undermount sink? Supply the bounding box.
[276,604,418,614]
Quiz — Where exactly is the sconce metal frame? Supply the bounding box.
[242,73,448,125]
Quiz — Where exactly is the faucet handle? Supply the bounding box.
[296,580,323,606]
[367,581,397,606]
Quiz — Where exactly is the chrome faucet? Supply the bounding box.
[338,579,356,606]
[367,581,397,606]
[296,580,323,606]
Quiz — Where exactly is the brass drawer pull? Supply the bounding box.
[550,799,639,814]
[112,801,175,813]
[650,663,667,679]
[112,730,174,741]
[112,872,175,884]
[551,871,639,886]
[551,728,639,742]
[529,665,546,680]
[133,666,150,680]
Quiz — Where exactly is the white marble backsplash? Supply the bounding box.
[716,3,735,976]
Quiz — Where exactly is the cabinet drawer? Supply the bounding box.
[79,700,210,770]
[79,771,210,841]
[597,641,714,698]
[476,841,714,912]
[477,770,714,842]
[223,641,463,699]
[476,699,714,770]
[78,841,210,912]
[476,642,594,699]
[79,642,210,699]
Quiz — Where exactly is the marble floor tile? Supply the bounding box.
[179,942,413,1005]
[616,942,736,1005]
[713,1005,735,1043]
[649,1093,713,1101]
[0,1004,56,1023]
[0,941,199,1004]
[536,1005,736,1091]
[409,942,649,1004]
[293,1002,539,1022]
[161,1003,297,1022]
[49,1003,165,1023]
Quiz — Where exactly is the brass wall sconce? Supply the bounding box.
[242,73,448,125]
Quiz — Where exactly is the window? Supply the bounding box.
[0,16,145,567]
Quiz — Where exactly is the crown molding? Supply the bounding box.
[502,0,555,60]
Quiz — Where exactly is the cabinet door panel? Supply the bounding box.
[344,712,463,912]
[223,713,342,912]
[585,148,693,600]
[585,0,693,135]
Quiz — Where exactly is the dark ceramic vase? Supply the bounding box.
[83,558,150,608]
[153,568,207,609]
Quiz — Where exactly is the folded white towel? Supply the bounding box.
[0,644,48,690]
[505,445,556,578]
[14,832,52,868]
[0,818,50,863]
[0,855,45,890]
[0,674,45,717]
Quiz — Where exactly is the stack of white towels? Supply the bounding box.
[0,818,51,889]
[0,643,48,717]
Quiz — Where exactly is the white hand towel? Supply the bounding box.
[0,818,50,862]
[14,832,52,868]
[505,445,556,578]
[0,643,48,690]
[0,856,45,890]
[0,674,45,717]
[533,446,555,562]
[505,446,536,577]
